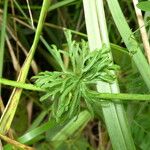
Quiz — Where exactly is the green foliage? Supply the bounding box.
[33,30,119,121]
[137,1,150,11]
[1,0,150,149]
[131,113,150,150]
[12,99,28,136]
[54,136,94,150]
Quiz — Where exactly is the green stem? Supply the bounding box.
[0,0,8,124]
[88,90,150,101]
[0,77,150,101]
[48,0,76,12]
[0,0,8,80]
[0,78,43,92]
[0,134,34,150]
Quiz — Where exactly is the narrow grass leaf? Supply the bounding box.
[107,0,150,90]
[83,0,136,149]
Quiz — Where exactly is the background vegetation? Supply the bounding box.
[0,0,150,149]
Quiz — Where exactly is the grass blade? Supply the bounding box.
[50,110,91,148]
[48,0,76,12]
[106,0,150,90]
[0,0,9,113]
[0,134,35,150]
[0,0,8,81]
[83,0,136,149]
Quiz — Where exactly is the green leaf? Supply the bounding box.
[33,31,119,121]
[48,0,76,12]
[83,0,136,149]
[18,119,56,144]
[50,110,91,148]
[137,2,150,11]
[0,0,51,135]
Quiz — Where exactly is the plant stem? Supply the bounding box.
[132,0,150,64]
[0,0,8,112]
[0,133,35,150]
[88,91,150,101]
[1,77,150,101]
[0,0,8,80]
[0,0,9,148]
[0,78,43,92]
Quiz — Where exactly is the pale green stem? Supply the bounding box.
[0,0,8,80]
[96,1,135,149]
[0,0,8,112]
[0,78,43,92]
[88,90,150,101]
[1,77,150,101]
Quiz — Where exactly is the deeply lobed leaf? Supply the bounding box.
[33,31,119,121]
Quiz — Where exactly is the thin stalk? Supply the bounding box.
[0,78,43,92]
[0,0,51,134]
[1,78,150,101]
[0,133,35,150]
[83,0,135,149]
[0,0,8,111]
[97,1,135,149]
[88,91,150,101]
[13,0,29,21]
[0,0,8,80]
